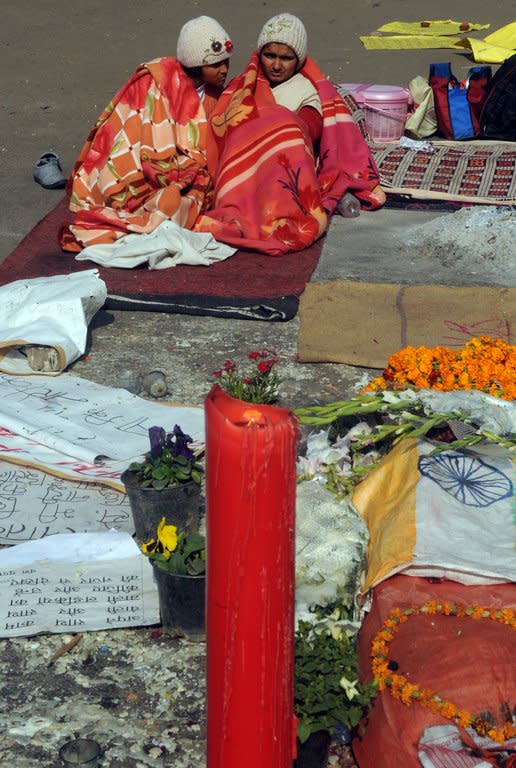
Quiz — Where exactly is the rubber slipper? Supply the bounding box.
[33,151,67,189]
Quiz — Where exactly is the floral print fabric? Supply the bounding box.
[61,57,214,252]
[194,53,385,256]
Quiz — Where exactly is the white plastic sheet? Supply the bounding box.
[0,372,205,464]
[0,270,107,375]
[0,531,160,636]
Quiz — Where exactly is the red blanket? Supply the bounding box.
[194,54,385,255]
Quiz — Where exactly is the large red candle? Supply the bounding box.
[205,384,298,768]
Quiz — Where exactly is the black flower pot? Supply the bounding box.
[294,730,331,768]
[121,470,201,541]
[153,566,205,640]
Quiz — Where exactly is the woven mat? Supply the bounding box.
[372,140,516,204]
[0,198,323,322]
[336,85,516,205]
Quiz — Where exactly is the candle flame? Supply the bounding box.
[242,409,266,425]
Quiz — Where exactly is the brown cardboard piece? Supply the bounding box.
[297,281,516,368]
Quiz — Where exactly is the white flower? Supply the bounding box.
[380,389,417,405]
[339,676,359,700]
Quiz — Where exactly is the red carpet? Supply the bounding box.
[1,198,324,321]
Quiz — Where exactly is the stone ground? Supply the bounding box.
[1,1,514,765]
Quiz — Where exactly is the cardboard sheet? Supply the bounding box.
[297,281,516,368]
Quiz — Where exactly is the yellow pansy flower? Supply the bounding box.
[157,517,178,554]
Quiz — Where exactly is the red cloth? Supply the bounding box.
[353,576,516,768]
[298,106,323,144]
[195,54,385,256]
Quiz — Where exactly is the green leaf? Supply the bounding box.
[297,719,311,744]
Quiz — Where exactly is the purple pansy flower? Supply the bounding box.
[167,424,195,460]
[148,426,166,458]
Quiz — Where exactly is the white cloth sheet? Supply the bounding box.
[75,220,237,269]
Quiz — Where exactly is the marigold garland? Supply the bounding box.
[364,336,516,401]
[371,601,516,744]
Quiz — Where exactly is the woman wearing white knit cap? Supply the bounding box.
[177,15,234,108]
[194,12,385,257]
[62,16,234,253]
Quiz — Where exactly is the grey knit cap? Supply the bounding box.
[257,13,308,69]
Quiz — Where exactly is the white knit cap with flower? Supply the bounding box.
[177,16,233,68]
[257,13,308,69]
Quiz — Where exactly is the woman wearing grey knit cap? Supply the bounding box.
[194,12,385,256]
[61,16,234,252]
[256,13,323,144]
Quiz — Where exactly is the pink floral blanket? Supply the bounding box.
[194,53,385,256]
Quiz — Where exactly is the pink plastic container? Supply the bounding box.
[339,83,410,142]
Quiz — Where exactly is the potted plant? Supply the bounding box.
[121,424,204,542]
[212,349,281,404]
[294,607,377,768]
[142,516,206,639]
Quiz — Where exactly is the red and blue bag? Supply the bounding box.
[429,62,491,140]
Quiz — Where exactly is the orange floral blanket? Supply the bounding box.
[61,57,215,252]
[194,54,385,256]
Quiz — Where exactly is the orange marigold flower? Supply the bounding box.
[487,728,506,744]
[457,709,472,728]
[372,659,389,677]
[422,600,439,615]
[418,688,434,706]
[384,618,399,630]
[371,640,389,657]
[440,701,458,719]
[400,682,419,705]
[361,337,515,400]
[428,698,443,714]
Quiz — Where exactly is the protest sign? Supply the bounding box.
[0,531,160,637]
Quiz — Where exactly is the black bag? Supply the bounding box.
[480,53,516,141]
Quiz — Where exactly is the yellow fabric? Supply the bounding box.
[485,21,516,48]
[377,20,490,35]
[361,20,515,61]
[361,34,462,50]
[352,438,419,593]
[463,22,516,62]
